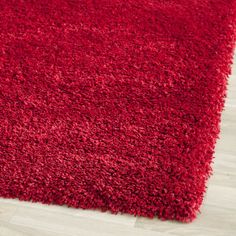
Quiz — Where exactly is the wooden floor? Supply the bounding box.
[1,58,236,236]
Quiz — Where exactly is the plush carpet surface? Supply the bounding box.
[0,0,236,222]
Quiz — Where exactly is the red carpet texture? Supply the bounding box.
[0,0,236,222]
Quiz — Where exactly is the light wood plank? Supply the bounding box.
[9,206,171,236]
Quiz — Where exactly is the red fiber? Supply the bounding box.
[1,0,236,222]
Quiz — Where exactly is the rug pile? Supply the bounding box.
[0,0,236,222]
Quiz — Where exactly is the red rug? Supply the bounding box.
[0,0,236,222]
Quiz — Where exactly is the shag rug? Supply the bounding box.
[0,0,236,223]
